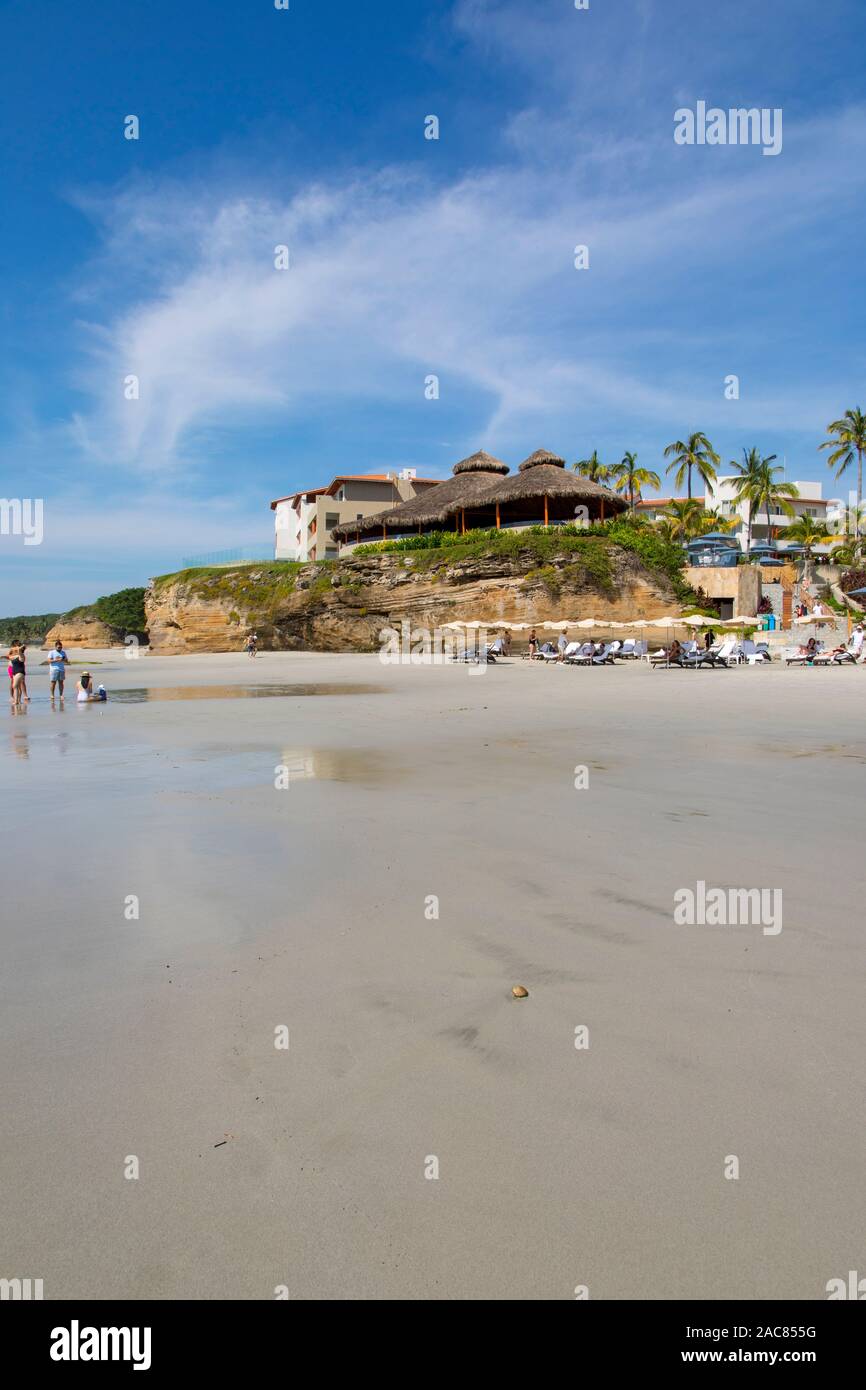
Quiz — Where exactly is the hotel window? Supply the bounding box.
[325,512,340,530]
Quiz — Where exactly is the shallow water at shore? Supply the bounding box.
[110,682,388,702]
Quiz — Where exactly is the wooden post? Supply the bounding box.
[544,495,549,527]
[496,503,500,530]
[382,526,386,540]
[461,508,466,535]
[600,499,605,522]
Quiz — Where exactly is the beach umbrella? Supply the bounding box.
[576,617,599,629]
[542,620,571,631]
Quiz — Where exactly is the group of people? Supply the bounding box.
[794,599,827,619]
[5,638,107,709]
[796,623,865,663]
[526,628,573,661]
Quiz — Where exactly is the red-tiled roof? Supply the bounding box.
[271,472,439,508]
[635,497,691,508]
[325,473,440,493]
[270,486,329,510]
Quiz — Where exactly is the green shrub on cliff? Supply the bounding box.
[93,588,147,634]
[353,521,682,599]
[62,587,148,637]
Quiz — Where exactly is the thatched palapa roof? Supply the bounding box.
[332,451,510,540]
[479,449,627,512]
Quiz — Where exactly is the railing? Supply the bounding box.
[179,546,275,569]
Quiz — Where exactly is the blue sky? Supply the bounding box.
[2,0,865,613]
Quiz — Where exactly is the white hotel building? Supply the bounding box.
[704,476,840,551]
[271,469,438,562]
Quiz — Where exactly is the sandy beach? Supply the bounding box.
[2,648,864,1300]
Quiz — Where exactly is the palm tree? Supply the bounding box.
[611,451,661,511]
[572,449,610,484]
[820,408,866,555]
[728,447,766,554]
[784,516,830,559]
[663,432,720,500]
[653,517,676,546]
[660,498,706,542]
[755,458,799,541]
[660,499,735,543]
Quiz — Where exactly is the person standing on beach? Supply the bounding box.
[48,639,69,701]
[8,642,26,708]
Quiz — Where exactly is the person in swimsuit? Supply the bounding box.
[9,643,26,708]
[77,671,97,702]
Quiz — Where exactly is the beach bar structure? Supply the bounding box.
[333,448,626,550]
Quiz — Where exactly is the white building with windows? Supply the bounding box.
[271,469,438,562]
[704,476,836,551]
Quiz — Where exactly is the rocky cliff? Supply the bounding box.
[42,615,117,649]
[146,530,695,653]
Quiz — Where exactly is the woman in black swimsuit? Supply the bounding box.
[9,643,26,708]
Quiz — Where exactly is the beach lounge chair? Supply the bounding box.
[784,643,825,666]
[651,647,682,667]
[831,644,860,664]
[681,644,721,668]
[619,639,637,658]
[566,642,595,665]
[591,642,618,665]
[743,641,772,665]
[451,645,496,664]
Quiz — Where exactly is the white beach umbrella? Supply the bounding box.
[542,620,571,631]
[576,617,599,629]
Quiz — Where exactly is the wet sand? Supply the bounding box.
[2,649,864,1299]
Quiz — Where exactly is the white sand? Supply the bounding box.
[2,648,864,1299]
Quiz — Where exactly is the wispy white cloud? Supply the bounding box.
[65,96,866,476]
